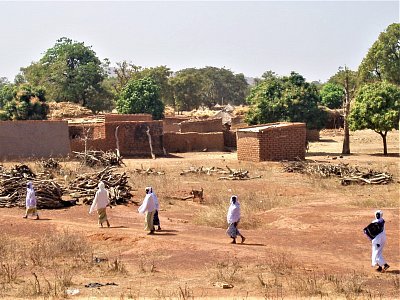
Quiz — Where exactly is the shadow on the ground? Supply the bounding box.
[108,226,128,229]
[306,152,354,157]
[369,153,399,158]
[34,218,51,221]
[152,232,177,236]
[385,269,400,274]
[157,229,178,233]
[317,138,338,143]
[238,243,265,247]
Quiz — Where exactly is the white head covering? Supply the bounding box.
[98,181,105,190]
[227,195,241,224]
[374,210,383,220]
[148,186,159,210]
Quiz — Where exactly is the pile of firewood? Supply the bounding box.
[73,150,125,167]
[68,166,132,205]
[131,165,165,175]
[180,165,261,181]
[282,160,393,185]
[0,164,67,209]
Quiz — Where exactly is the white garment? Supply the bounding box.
[89,182,110,214]
[138,194,156,214]
[152,192,159,210]
[371,217,387,267]
[26,184,37,208]
[227,195,241,224]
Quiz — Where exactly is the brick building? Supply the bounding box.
[237,122,306,162]
[69,114,164,157]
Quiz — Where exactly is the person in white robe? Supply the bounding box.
[138,187,156,234]
[370,210,390,272]
[23,182,39,220]
[89,181,111,228]
[226,195,245,244]
[149,187,162,231]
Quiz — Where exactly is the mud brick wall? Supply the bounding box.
[68,123,105,140]
[237,123,306,162]
[163,116,190,133]
[179,118,222,133]
[164,132,224,152]
[69,121,164,157]
[223,130,237,148]
[0,121,70,158]
[105,121,164,156]
[104,113,152,122]
[306,129,320,142]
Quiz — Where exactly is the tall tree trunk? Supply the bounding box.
[379,131,388,156]
[342,71,351,155]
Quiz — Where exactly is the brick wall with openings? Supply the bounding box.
[0,121,70,158]
[237,122,306,162]
[179,118,222,133]
[164,132,224,152]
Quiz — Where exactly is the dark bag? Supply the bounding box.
[363,222,383,240]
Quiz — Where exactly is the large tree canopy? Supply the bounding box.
[21,37,112,112]
[116,77,164,120]
[349,81,400,155]
[245,71,326,129]
[358,23,400,85]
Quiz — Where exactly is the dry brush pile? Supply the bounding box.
[282,160,393,185]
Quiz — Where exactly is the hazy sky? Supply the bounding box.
[0,1,398,82]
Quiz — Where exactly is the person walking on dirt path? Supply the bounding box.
[138,187,156,235]
[149,187,162,231]
[23,181,39,220]
[89,181,111,228]
[226,195,245,244]
[364,210,390,272]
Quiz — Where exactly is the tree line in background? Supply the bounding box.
[0,23,398,154]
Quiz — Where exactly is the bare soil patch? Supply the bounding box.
[0,129,399,299]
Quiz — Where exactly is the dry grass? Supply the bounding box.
[206,258,243,284]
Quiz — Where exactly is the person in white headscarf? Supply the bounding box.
[226,195,245,244]
[367,210,390,272]
[148,187,162,231]
[89,181,111,228]
[23,181,39,220]
[138,187,156,234]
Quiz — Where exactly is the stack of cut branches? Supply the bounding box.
[282,160,393,185]
[0,164,67,209]
[73,150,125,167]
[37,158,61,170]
[132,165,165,175]
[180,165,261,180]
[68,166,132,205]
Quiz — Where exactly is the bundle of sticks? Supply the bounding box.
[0,164,67,209]
[73,150,125,167]
[282,160,393,185]
[68,166,133,205]
[180,165,261,180]
[131,165,165,175]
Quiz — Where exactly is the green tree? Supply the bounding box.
[2,84,48,120]
[0,83,14,109]
[349,82,400,155]
[358,23,400,85]
[245,71,326,129]
[113,62,173,106]
[320,83,345,109]
[116,77,164,120]
[169,68,208,112]
[328,67,358,154]
[21,37,112,112]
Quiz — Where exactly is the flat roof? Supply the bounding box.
[238,123,292,132]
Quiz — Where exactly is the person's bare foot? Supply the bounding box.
[35,215,39,220]
[241,237,246,244]
[230,239,236,244]
[23,215,27,219]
